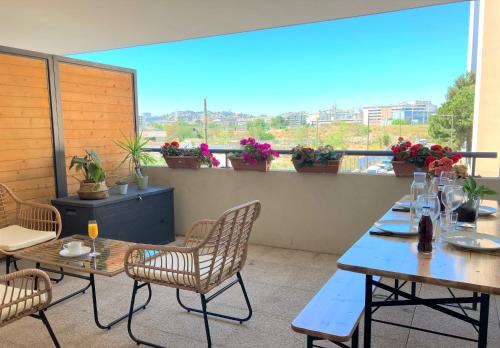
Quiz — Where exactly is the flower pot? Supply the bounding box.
[77,181,109,200]
[391,161,425,177]
[117,183,128,195]
[163,155,202,169]
[292,158,343,174]
[229,157,270,172]
[137,176,149,190]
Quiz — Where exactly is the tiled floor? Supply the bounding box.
[1,243,499,347]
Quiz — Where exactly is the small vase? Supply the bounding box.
[117,184,128,195]
[457,198,480,228]
[137,176,149,190]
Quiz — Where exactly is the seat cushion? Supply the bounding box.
[0,283,47,322]
[0,225,56,252]
[132,254,233,289]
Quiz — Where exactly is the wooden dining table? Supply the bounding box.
[337,198,499,348]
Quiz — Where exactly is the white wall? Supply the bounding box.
[146,167,500,255]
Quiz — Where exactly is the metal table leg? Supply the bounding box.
[478,293,489,348]
[364,275,373,348]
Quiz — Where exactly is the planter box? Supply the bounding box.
[163,155,201,169]
[292,158,343,174]
[391,161,426,177]
[229,157,270,172]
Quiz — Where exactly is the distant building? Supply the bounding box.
[282,112,307,127]
[362,101,437,125]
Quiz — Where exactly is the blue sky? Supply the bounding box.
[71,2,470,116]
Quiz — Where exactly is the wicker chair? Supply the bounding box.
[0,269,60,347]
[124,200,261,347]
[0,183,62,274]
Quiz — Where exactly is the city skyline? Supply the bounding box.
[72,2,469,115]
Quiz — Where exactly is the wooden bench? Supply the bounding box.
[291,270,380,348]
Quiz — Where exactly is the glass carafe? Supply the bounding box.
[410,172,428,225]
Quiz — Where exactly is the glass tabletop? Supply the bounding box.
[14,235,136,277]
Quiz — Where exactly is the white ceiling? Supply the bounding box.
[0,0,464,55]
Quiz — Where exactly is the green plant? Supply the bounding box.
[69,149,106,191]
[114,131,155,179]
[115,178,128,185]
[291,145,342,167]
[462,176,497,201]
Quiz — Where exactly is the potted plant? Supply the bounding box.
[291,145,343,174]
[391,137,461,177]
[160,141,220,169]
[457,177,497,226]
[69,149,109,200]
[229,137,279,172]
[115,131,155,190]
[115,178,129,195]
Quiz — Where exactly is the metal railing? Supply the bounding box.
[145,148,497,177]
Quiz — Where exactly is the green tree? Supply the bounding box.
[270,116,288,129]
[246,119,274,140]
[429,72,475,150]
[391,119,408,125]
[165,121,200,141]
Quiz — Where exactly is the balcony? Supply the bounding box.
[2,1,500,347]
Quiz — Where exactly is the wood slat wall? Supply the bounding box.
[0,53,56,204]
[59,62,135,195]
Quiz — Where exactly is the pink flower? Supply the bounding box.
[211,157,220,167]
[200,143,208,152]
[240,139,248,145]
[242,152,252,162]
[271,150,279,157]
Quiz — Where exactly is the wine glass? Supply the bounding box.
[88,220,100,257]
[441,185,465,231]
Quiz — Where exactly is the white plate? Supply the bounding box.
[59,246,91,258]
[374,220,418,236]
[443,232,500,251]
[479,205,497,216]
[394,201,411,209]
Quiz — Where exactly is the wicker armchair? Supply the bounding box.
[125,200,261,348]
[0,269,60,347]
[0,183,62,274]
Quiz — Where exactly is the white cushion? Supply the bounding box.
[0,283,47,322]
[0,225,56,252]
[132,254,233,288]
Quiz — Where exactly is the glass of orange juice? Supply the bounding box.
[88,220,100,257]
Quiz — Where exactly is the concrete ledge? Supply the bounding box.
[145,167,500,255]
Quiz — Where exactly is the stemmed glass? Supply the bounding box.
[432,171,457,211]
[415,194,441,239]
[88,220,100,257]
[441,185,465,232]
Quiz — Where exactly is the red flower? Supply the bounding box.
[452,153,462,163]
[430,144,442,151]
[444,146,452,152]
[424,155,436,167]
[398,137,404,142]
[163,142,170,148]
[437,151,444,157]
[405,141,412,147]
[171,141,180,148]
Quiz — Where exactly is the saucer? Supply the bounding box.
[59,246,91,258]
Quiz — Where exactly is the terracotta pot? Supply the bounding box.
[229,157,270,172]
[391,161,426,177]
[292,158,343,174]
[163,155,201,169]
[77,181,109,200]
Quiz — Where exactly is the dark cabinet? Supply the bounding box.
[52,186,174,245]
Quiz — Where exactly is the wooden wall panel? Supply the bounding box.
[59,62,135,195]
[0,53,56,204]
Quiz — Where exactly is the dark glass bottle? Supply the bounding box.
[418,207,433,253]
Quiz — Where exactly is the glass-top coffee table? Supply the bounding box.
[14,235,152,330]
